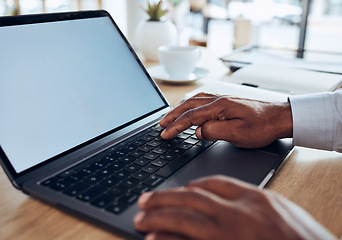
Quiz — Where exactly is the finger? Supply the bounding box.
[137,188,223,218]
[161,98,227,139]
[134,208,214,240]
[196,119,241,143]
[160,94,219,128]
[187,175,257,200]
[145,232,191,240]
[160,97,216,128]
[195,126,203,140]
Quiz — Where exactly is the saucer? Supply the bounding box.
[147,65,209,84]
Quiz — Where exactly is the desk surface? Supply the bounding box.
[1,50,342,240]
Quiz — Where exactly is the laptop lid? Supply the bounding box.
[0,10,171,189]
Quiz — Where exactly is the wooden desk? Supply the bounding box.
[1,50,341,240]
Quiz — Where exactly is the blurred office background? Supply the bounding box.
[1,0,341,58]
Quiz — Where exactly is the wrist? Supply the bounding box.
[268,102,293,140]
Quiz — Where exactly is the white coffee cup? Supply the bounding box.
[158,46,201,79]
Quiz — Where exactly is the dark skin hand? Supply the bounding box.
[134,175,336,240]
[134,93,336,239]
[160,92,293,148]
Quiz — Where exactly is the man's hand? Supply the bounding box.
[134,175,336,240]
[160,92,293,148]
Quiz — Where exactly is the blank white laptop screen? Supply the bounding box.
[0,16,166,173]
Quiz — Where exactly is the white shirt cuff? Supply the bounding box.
[289,92,335,151]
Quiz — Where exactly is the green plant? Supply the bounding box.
[168,0,183,7]
[143,0,168,21]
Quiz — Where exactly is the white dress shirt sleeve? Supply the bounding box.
[288,89,342,152]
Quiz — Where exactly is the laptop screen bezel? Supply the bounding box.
[0,10,171,188]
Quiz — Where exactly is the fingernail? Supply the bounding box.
[138,191,153,206]
[134,211,145,224]
[196,127,203,140]
[160,130,166,138]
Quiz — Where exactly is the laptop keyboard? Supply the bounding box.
[40,124,214,215]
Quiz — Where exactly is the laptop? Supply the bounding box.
[0,10,293,239]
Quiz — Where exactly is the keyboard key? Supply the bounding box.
[143,175,164,187]
[147,140,161,147]
[107,161,125,171]
[184,138,199,145]
[100,177,119,188]
[168,148,185,155]
[191,135,199,140]
[78,167,96,176]
[64,173,85,183]
[50,180,70,191]
[63,182,90,197]
[120,178,139,189]
[143,152,160,160]
[159,153,176,161]
[142,164,160,173]
[106,146,119,153]
[119,156,136,164]
[170,137,184,144]
[139,135,154,142]
[112,170,130,180]
[147,130,160,137]
[119,192,138,204]
[197,140,214,148]
[177,132,191,139]
[190,125,197,130]
[123,164,141,173]
[154,135,163,141]
[89,161,108,170]
[57,168,77,179]
[131,171,149,181]
[178,143,193,150]
[183,128,196,135]
[160,142,176,149]
[83,175,103,184]
[101,155,119,163]
[151,159,168,167]
[152,146,168,154]
[96,168,114,177]
[122,144,137,151]
[131,139,146,147]
[112,149,129,157]
[77,185,106,202]
[153,125,164,132]
[129,150,145,158]
[41,177,57,187]
[91,194,114,208]
[133,158,151,166]
[108,186,127,196]
[106,202,128,214]
[138,145,154,152]
[131,184,151,194]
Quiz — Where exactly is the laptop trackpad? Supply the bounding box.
[165,141,279,188]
